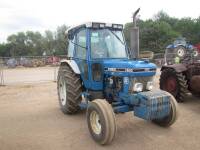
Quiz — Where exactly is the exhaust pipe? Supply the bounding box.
[130,8,140,59]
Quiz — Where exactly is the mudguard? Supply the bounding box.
[166,44,173,49]
[161,64,187,73]
[60,59,80,74]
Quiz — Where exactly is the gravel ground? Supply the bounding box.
[0,68,200,150]
[1,67,58,85]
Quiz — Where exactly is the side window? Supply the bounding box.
[68,37,75,57]
[76,29,87,59]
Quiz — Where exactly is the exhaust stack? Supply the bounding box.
[130,8,140,59]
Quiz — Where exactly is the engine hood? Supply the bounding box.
[103,59,156,68]
[102,59,157,77]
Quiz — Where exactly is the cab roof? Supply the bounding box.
[66,22,123,35]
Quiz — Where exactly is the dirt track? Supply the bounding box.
[0,68,200,150]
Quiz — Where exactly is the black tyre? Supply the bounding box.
[160,68,188,102]
[86,99,116,145]
[152,92,178,127]
[57,64,82,114]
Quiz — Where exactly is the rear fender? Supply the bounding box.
[161,64,187,73]
[60,59,80,74]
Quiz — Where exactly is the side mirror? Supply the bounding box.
[65,30,74,40]
[68,33,74,40]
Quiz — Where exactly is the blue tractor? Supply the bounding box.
[160,38,200,102]
[165,37,198,65]
[57,11,178,145]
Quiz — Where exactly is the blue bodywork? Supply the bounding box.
[166,43,194,49]
[66,25,171,121]
[166,38,194,49]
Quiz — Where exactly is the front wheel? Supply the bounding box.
[86,99,116,145]
[152,93,179,127]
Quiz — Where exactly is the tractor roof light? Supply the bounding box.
[112,24,123,29]
[99,23,105,28]
[86,22,105,28]
[92,23,100,28]
[112,24,118,29]
[85,22,123,29]
[105,23,112,28]
[85,22,93,28]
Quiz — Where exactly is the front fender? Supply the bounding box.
[166,44,173,49]
[161,64,187,73]
[60,59,80,74]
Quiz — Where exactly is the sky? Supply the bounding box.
[0,0,200,43]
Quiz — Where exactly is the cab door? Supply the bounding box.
[87,29,104,91]
[74,28,103,91]
[74,28,90,88]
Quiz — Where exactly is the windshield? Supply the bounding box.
[90,29,127,59]
[174,38,186,45]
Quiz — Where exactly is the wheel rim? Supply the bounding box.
[90,111,101,135]
[59,77,67,106]
[193,50,198,57]
[164,77,177,96]
[177,48,185,57]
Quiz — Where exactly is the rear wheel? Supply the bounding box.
[86,99,116,145]
[57,64,82,114]
[152,92,178,127]
[160,68,188,102]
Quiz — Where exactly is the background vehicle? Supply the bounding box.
[194,43,200,54]
[160,38,200,102]
[57,10,178,145]
[165,37,199,65]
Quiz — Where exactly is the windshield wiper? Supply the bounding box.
[110,30,125,45]
[70,40,87,49]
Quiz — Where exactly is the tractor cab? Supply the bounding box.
[66,22,156,91]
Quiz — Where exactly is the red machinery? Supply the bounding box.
[194,43,200,53]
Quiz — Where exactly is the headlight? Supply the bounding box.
[133,83,143,92]
[146,81,153,90]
